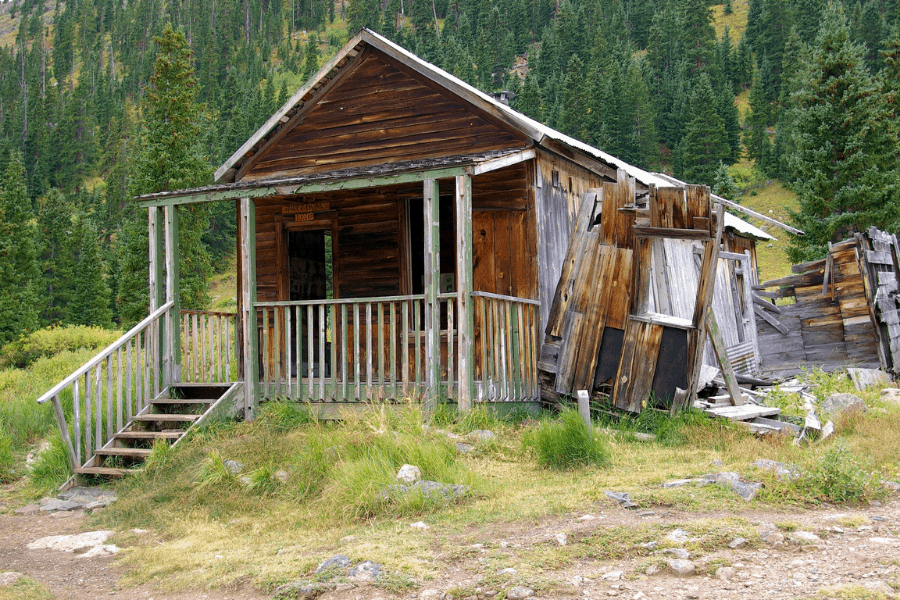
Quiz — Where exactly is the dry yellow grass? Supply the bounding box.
[712,0,751,40]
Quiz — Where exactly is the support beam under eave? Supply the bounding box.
[456,174,474,411]
[149,207,165,393]
[164,205,181,385]
[240,197,259,420]
[424,178,441,413]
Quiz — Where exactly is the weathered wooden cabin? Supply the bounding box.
[37,29,784,477]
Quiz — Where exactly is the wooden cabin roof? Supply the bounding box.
[214,28,674,190]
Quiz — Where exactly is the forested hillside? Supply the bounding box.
[0,0,898,348]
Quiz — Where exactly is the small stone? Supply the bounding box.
[333,583,356,593]
[467,430,496,442]
[728,537,747,549]
[667,559,695,576]
[710,459,724,467]
[274,470,290,483]
[640,541,658,550]
[633,593,647,600]
[130,529,148,535]
[715,567,735,581]
[14,504,40,516]
[506,586,534,600]
[666,529,690,544]
[880,388,900,404]
[663,548,690,559]
[339,535,356,544]
[700,472,761,501]
[419,590,443,599]
[238,476,252,487]
[791,531,821,543]
[0,572,24,587]
[498,568,518,575]
[637,510,656,517]
[397,464,422,484]
[604,491,631,504]
[555,532,568,546]
[760,530,784,547]
[456,442,474,454]
[222,459,243,474]
[39,499,83,512]
[314,554,351,575]
[348,560,381,584]
[601,571,623,581]
[578,514,597,521]
[645,564,660,576]
[410,521,430,530]
[751,459,801,481]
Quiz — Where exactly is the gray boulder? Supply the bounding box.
[751,459,801,481]
[347,560,381,584]
[701,472,761,501]
[314,555,351,575]
[821,393,866,416]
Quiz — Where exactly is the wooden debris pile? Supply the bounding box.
[539,172,728,413]
[755,227,900,377]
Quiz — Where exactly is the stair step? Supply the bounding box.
[114,431,183,440]
[151,399,214,405]
[95,448,152,458]
[74,466,135,477]
[132,414,201,422]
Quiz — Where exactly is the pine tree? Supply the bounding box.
[0,151,39,346]
[122,24,213,325]
[677,75,731,185]
[303,34,321,81]
[36,189,77,325]
[69,216,113,327]
[785,4,900,261]
[743,65,772,167]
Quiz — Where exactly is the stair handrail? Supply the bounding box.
[36,301,174,406]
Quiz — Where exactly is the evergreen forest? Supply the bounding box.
[0,0,898,348]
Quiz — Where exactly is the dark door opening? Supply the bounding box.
[288,229,334,377]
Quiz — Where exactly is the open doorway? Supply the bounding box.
[287,228,334,378]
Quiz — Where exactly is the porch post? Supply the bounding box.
[164,205,181,384]
[240,197,259,420]
[424,178,441,412]
[455,174,474,411]
[148,207,165,390]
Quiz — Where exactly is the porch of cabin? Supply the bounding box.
[145,151,546,419]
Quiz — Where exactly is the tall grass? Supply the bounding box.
[522,408,611,469]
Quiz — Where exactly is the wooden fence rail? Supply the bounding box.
[255,292,539,403]
[180,310,237,384]
[36,302,173,469]
[472,292,541,402]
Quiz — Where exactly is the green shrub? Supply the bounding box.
[0,325,120,369]
[0,422,14,482]
[28,435,72,493]
[793,444,884,504]
[523,408,610,469]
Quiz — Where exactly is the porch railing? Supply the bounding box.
[472,292,541,401]
[254,292,540,403]
[180,309,237,383]
[35,302,174,469]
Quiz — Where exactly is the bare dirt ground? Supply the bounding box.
[2,493,899,600]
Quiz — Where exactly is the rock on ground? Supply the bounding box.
[821,393,867,416]
[0,572,24,587]
[506,586,534,599]
[314,554,350,575]
[397,464,422,484]
[26,531,114,553]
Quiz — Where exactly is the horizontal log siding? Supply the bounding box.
[243,52,526,181]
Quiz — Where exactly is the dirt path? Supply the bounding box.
[0,510,267,600]
[2,497,899,599]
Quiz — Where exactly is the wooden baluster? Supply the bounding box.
[366,302,373,399]
[116,347,123,431]
[274,307,282,398]
[401,300,409,393]
[478,296,487,399]
[414,299,421,390]
[94,365,102,453]
[307,305,314,400]
[285,307,292,398]
[448,298,455,397]
[319,304,326,401]
[126,339,133,420]
[84,371,92,462]
[378,302,385,392]
[262,307,270,399]
[294,306,301,400]
[354,302,361,401]
[341,303,349,401]
[73,378,81,466]
[106,356,114,440]
[390,302,397,401]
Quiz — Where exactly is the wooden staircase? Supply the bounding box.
[75,382,242,478]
